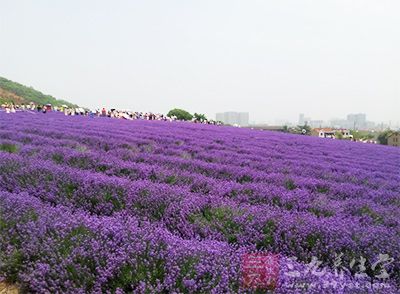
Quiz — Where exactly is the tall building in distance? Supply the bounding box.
[297,112,373,130]
[346,113,367,129]
[298,113,305,125]
[216,112,249,126]
[298,113,312,126]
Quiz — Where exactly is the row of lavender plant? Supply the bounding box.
[1,129,398,213]
[0,147,398,283]
[0,112,399,292]
[1,191,396,293]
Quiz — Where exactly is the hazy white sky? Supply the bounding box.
[1,0,399,124]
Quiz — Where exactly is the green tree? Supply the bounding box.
[167,108,193,121]
[351,130,376,141]
[350,130,360,140]
[296,125,311,135]
[377,130,393,145]
[193,113,207,122]
[335,131,343,140]
[365,134,375,140]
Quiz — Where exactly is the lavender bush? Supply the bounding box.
[0,112,399,293]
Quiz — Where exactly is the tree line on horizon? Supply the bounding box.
[167,108,213,123]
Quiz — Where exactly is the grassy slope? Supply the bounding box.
[0,76,77,107]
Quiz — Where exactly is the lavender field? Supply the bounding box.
[0,112,399,293]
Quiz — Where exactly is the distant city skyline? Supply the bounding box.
[216,111,249,126]
[248,112,399,130]
[1,1,399,125]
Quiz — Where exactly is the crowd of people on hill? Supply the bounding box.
[1,102,54,114]
[0,102,222,125]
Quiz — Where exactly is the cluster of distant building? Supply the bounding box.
[307,127,399,147]
[220,110,399,147]
[215,112,249,127]
[213,111,397,132]
[298,113,393,131]
[312,128,352,139]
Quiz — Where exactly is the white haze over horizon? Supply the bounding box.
[1,0,399,125]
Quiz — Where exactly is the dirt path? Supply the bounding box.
[0,282,18,294]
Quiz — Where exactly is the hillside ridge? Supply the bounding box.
[0,76,77,107]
